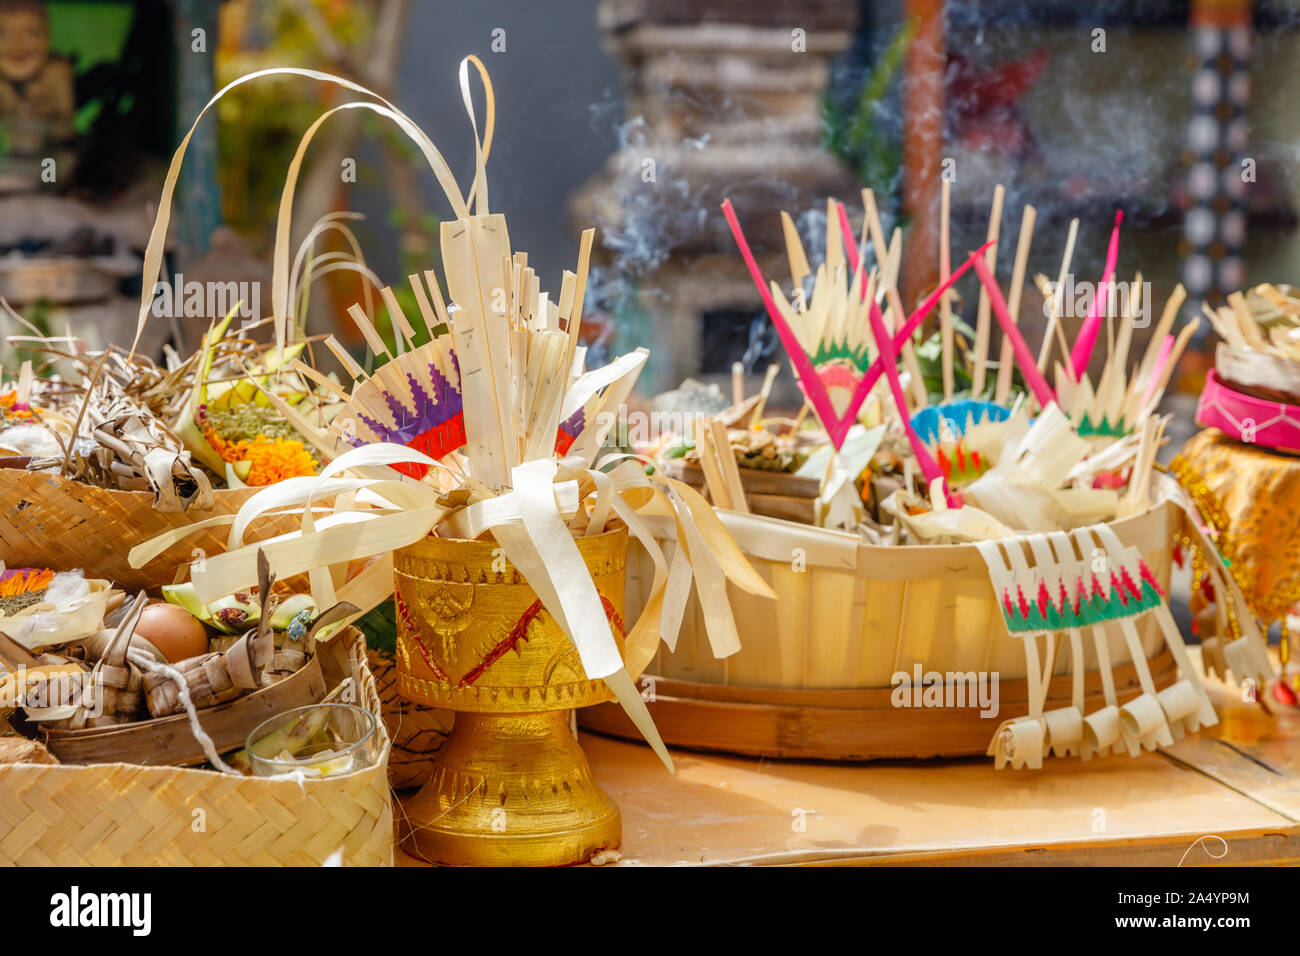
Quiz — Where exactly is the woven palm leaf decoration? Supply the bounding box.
[976,519,1219,769]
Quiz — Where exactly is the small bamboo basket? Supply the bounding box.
[0,469,304,590]
[584,500,1180,761]
[367,647,453,790]
[0,629,393,866]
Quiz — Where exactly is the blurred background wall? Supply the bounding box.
[4,0,1300,416]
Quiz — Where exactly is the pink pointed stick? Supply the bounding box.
[832,200,994,416]
[837,202,865,288]
[723,198,990,449]
[1141,334,1174,409]
[971,253,1056,408]
[866,296,957,507]
[721,199,832,420]
[1068,210,1123,381]
[838,197,953,503]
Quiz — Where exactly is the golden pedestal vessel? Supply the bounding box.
[394,526,628,866]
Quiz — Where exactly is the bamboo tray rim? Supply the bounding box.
[579,647,1181,761]
[631,646,1176,704]
[698,496,1173,576]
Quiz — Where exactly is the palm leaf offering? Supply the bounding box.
[709,182,1206,543]
[0,213,376,508]
[126,58,774,772]
[0,18,1277,804]
[694,180,1271,769]
[0,345,215,511]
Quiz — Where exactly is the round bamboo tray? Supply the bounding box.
[0,468,305,591]
[581,500,1180,760]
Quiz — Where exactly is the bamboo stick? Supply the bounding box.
[1202,302,1243,347]
[940,177,954,401]
[749,363,781,428]
[862,188,927,407]
[1037,218,1079,375]
[1142,318,1200,415]
[564,229,595,376]
[441,216,514,486]
[710,417,749,514]
[408,273,442,338]
[994,204,1036,405]
[693,415,732,510]
[1140,286,1184,379]
[421,270,452,329]
[557,270,577,323]
[1129,285,1185,416]
[345,303,394,363]
[290,359,352,403]
[788,400,812,435]
[780,210,811,289]
[325,335,366,381]
[379,285,418,351]
[971,184,1005,397]
[1228,290,1267,349]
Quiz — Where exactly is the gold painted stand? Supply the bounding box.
[393,526,629,866]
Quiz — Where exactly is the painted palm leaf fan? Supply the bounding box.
[322,279,466,482]
[1046,273,1196,443]
[1013,208,1196,442]
[320,237,643,487]
[976,520,1217,769]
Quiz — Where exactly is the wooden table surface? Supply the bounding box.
[397,651,1300,866]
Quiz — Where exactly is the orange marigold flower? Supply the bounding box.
[241,435,318,485]
[0,390,33,419]
[0,568,54,598]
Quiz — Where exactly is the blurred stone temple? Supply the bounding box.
[0,0,212,364]
[571,0,860,396]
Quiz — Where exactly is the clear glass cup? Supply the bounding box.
[245,703,379,778]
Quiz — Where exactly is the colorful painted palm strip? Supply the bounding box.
[912,399,1010,445]
[351,354,465,478]
[1075,410,1130,438]
[721,198,993,451]
[936,442,989,484]
[809,339,872,372]
[997,558,1165,634]
[554,407,585,456]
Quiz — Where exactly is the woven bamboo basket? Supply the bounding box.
[367,648,452,790]
[0,469,305,591]
[0,628,394,866]
[582,499,1181,760]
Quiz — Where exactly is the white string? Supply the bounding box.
[125,648,239,775]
